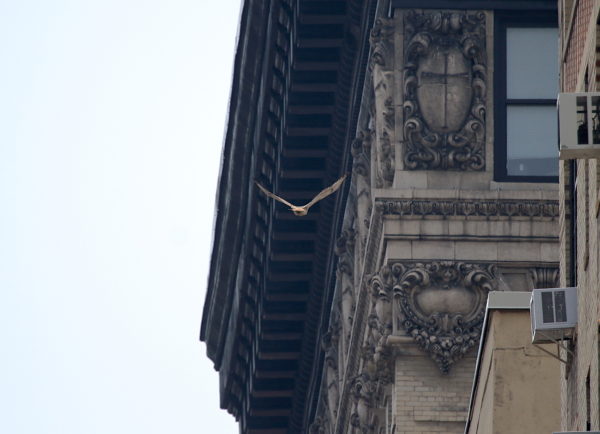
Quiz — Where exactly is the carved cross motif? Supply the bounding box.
[403,10,486,170]
[419,51,471,132]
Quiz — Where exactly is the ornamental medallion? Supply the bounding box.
[370,261,496,373]
[403,11,486,170]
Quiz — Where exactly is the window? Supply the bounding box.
[586,369,591,430]
[570,159,577,286]
[494,13,559,182]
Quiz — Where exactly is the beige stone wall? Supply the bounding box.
[394,349,475,433]
[560,159,600,431]
[467,310,561,434]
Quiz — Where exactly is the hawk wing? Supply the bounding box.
[303,173,347,210]
[255,181,297,209]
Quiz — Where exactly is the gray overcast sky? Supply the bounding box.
[0,1,241,432]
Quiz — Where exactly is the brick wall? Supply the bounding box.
[560,3,600,430]
[561,159,600,431]
[562,0,593,91]
[394,354,475,433]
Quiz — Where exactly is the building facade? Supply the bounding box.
[558,0,600,431]
[465,292,560,434]
[202,1,560,433]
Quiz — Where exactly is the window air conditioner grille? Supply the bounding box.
[559,92,600,159]
[530,287,577,344]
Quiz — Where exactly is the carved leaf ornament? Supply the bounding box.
[403,11,487,170]
[372,261,496,373]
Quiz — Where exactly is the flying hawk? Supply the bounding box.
[255,174,347,216]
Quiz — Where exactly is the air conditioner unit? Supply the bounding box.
[559,92,600,159]
[530,287,577,344]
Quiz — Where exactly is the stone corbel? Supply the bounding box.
[393,261,496,373]
[529,266,560,289]
[368,261,496,373]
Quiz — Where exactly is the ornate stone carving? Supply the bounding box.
[342,286,356,347]
[377,199,559,219]
[403,10,486,171]
[363,270,394,385]
[312,313,341,434]
[530,266,559,289]
[332,205,385,434]
[336,227,357,348]
[323,329,340,424]
[351,130,372,180]
[350,373,376,434]
[310,389,334,434]
[351,130,374,262]
[384,97,394,131]
[339,269,396,434]
[335,228,356,279]
[370,261,494,373]
[309,416,327,434]
[376,131,394,188]
[369,17,396,188]
[392,261,496,373]
[369,18,394,71]
[372,84,395,188]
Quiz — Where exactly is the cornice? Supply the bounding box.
[391,0,557,10]
[375,197,559,218]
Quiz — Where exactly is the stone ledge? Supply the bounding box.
[373,188,558,201]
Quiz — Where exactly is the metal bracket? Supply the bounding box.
[532,330,573,364]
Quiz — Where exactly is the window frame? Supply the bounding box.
[493,11,559,182]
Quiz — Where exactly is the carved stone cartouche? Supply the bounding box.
[371,261,495,373]
[403,11,486,171]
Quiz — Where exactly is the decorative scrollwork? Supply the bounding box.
[350,373,377,433]
[403,10,486,171]
[351,130,372,179]
[360,269,395,386]
[368,261,496,373]
[369,18,394,71]
[392,261,496,373]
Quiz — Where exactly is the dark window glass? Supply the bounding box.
[554,290,567,322]
[592,96,600,144]
[577,96,589,144]
[541,291,555,323]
